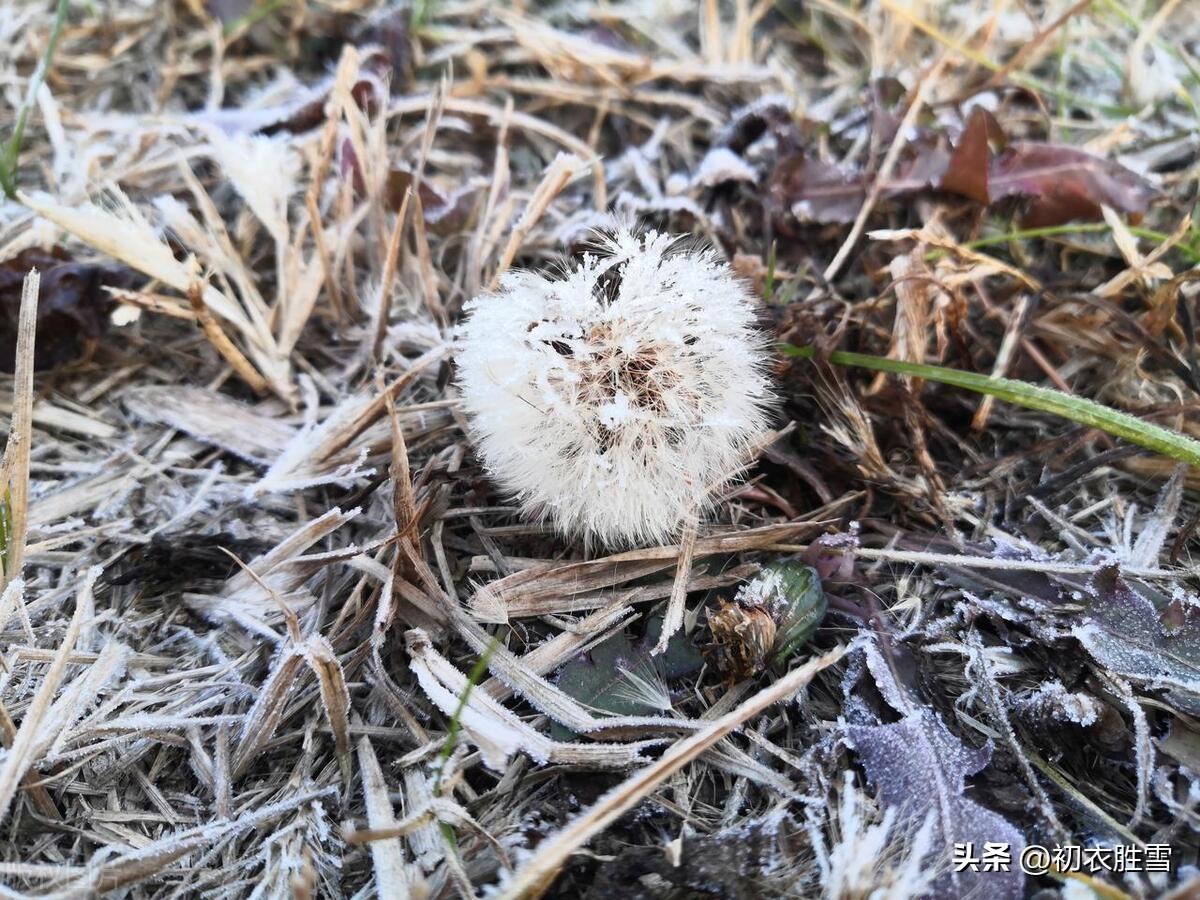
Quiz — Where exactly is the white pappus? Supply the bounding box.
[456,226,774,546]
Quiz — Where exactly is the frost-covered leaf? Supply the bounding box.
[770,564,826,663]
[690,147,758,189]
[845,638,1025,900]
[768,154,865,225]
[736,560,827,664]
[1074,565,1200,715]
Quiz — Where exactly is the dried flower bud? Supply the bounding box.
[457,226,773,545]
[706,600,777,682]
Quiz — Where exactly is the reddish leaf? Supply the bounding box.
[939,108,991,206]
[988,143,1158,228]
[0,248,139,372]
[338,137,367,197]
[749,103,1156,230]
[260,68,384,137]
[385,166,453,212]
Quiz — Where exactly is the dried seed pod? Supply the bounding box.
[705,562,827,681]
[706,600,777,683]
[456,225,774,546]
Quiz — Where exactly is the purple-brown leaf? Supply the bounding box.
[939,108,992,206]
[988,143,1158,227]
[768,155,865,226]
[0,248,138,372]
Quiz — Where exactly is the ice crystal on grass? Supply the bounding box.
[457,226,773,545]
[811,772,938,900]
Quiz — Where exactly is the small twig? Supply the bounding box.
[652,509,698,656]
[822,53,951,282]
[187,277,270,395]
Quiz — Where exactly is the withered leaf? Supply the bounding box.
[753,104,1156,230]
[768,154,865,225]
[385,166,477,235]
[0,248,138,372]
[356,6,414,94]
[938,107,992,206]
[988,142,1158,228]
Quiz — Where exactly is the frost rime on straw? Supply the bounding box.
[456,226,774,546]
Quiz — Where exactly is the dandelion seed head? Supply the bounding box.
[457,226,774,545]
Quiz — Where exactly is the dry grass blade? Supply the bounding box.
[16,189,293,399]
[230,646,304,778]
[406,629,662,769]
[355,734,421,898]
[471,521,827,622]
[494,645,846,898]
[653,510,698,655]
[0,566,98,827]
[0,269,38,588]
[489,153,584,290]
[448,606,699,737]
[41,787,337,897]
[123,385,296,465]
[302,636,353,786]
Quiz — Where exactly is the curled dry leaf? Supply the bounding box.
[0,247,139,371]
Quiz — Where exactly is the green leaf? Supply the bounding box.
[1,0,70,199]
[781,343,1200,467]
[758,562,826,665]
[551,615,701,741]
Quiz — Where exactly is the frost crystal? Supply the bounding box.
[457,227,773,545]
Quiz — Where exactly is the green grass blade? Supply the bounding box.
[780,343,1200,466]
[433,635,500,793]
[0,488,11,579]
[1,0,71,198]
